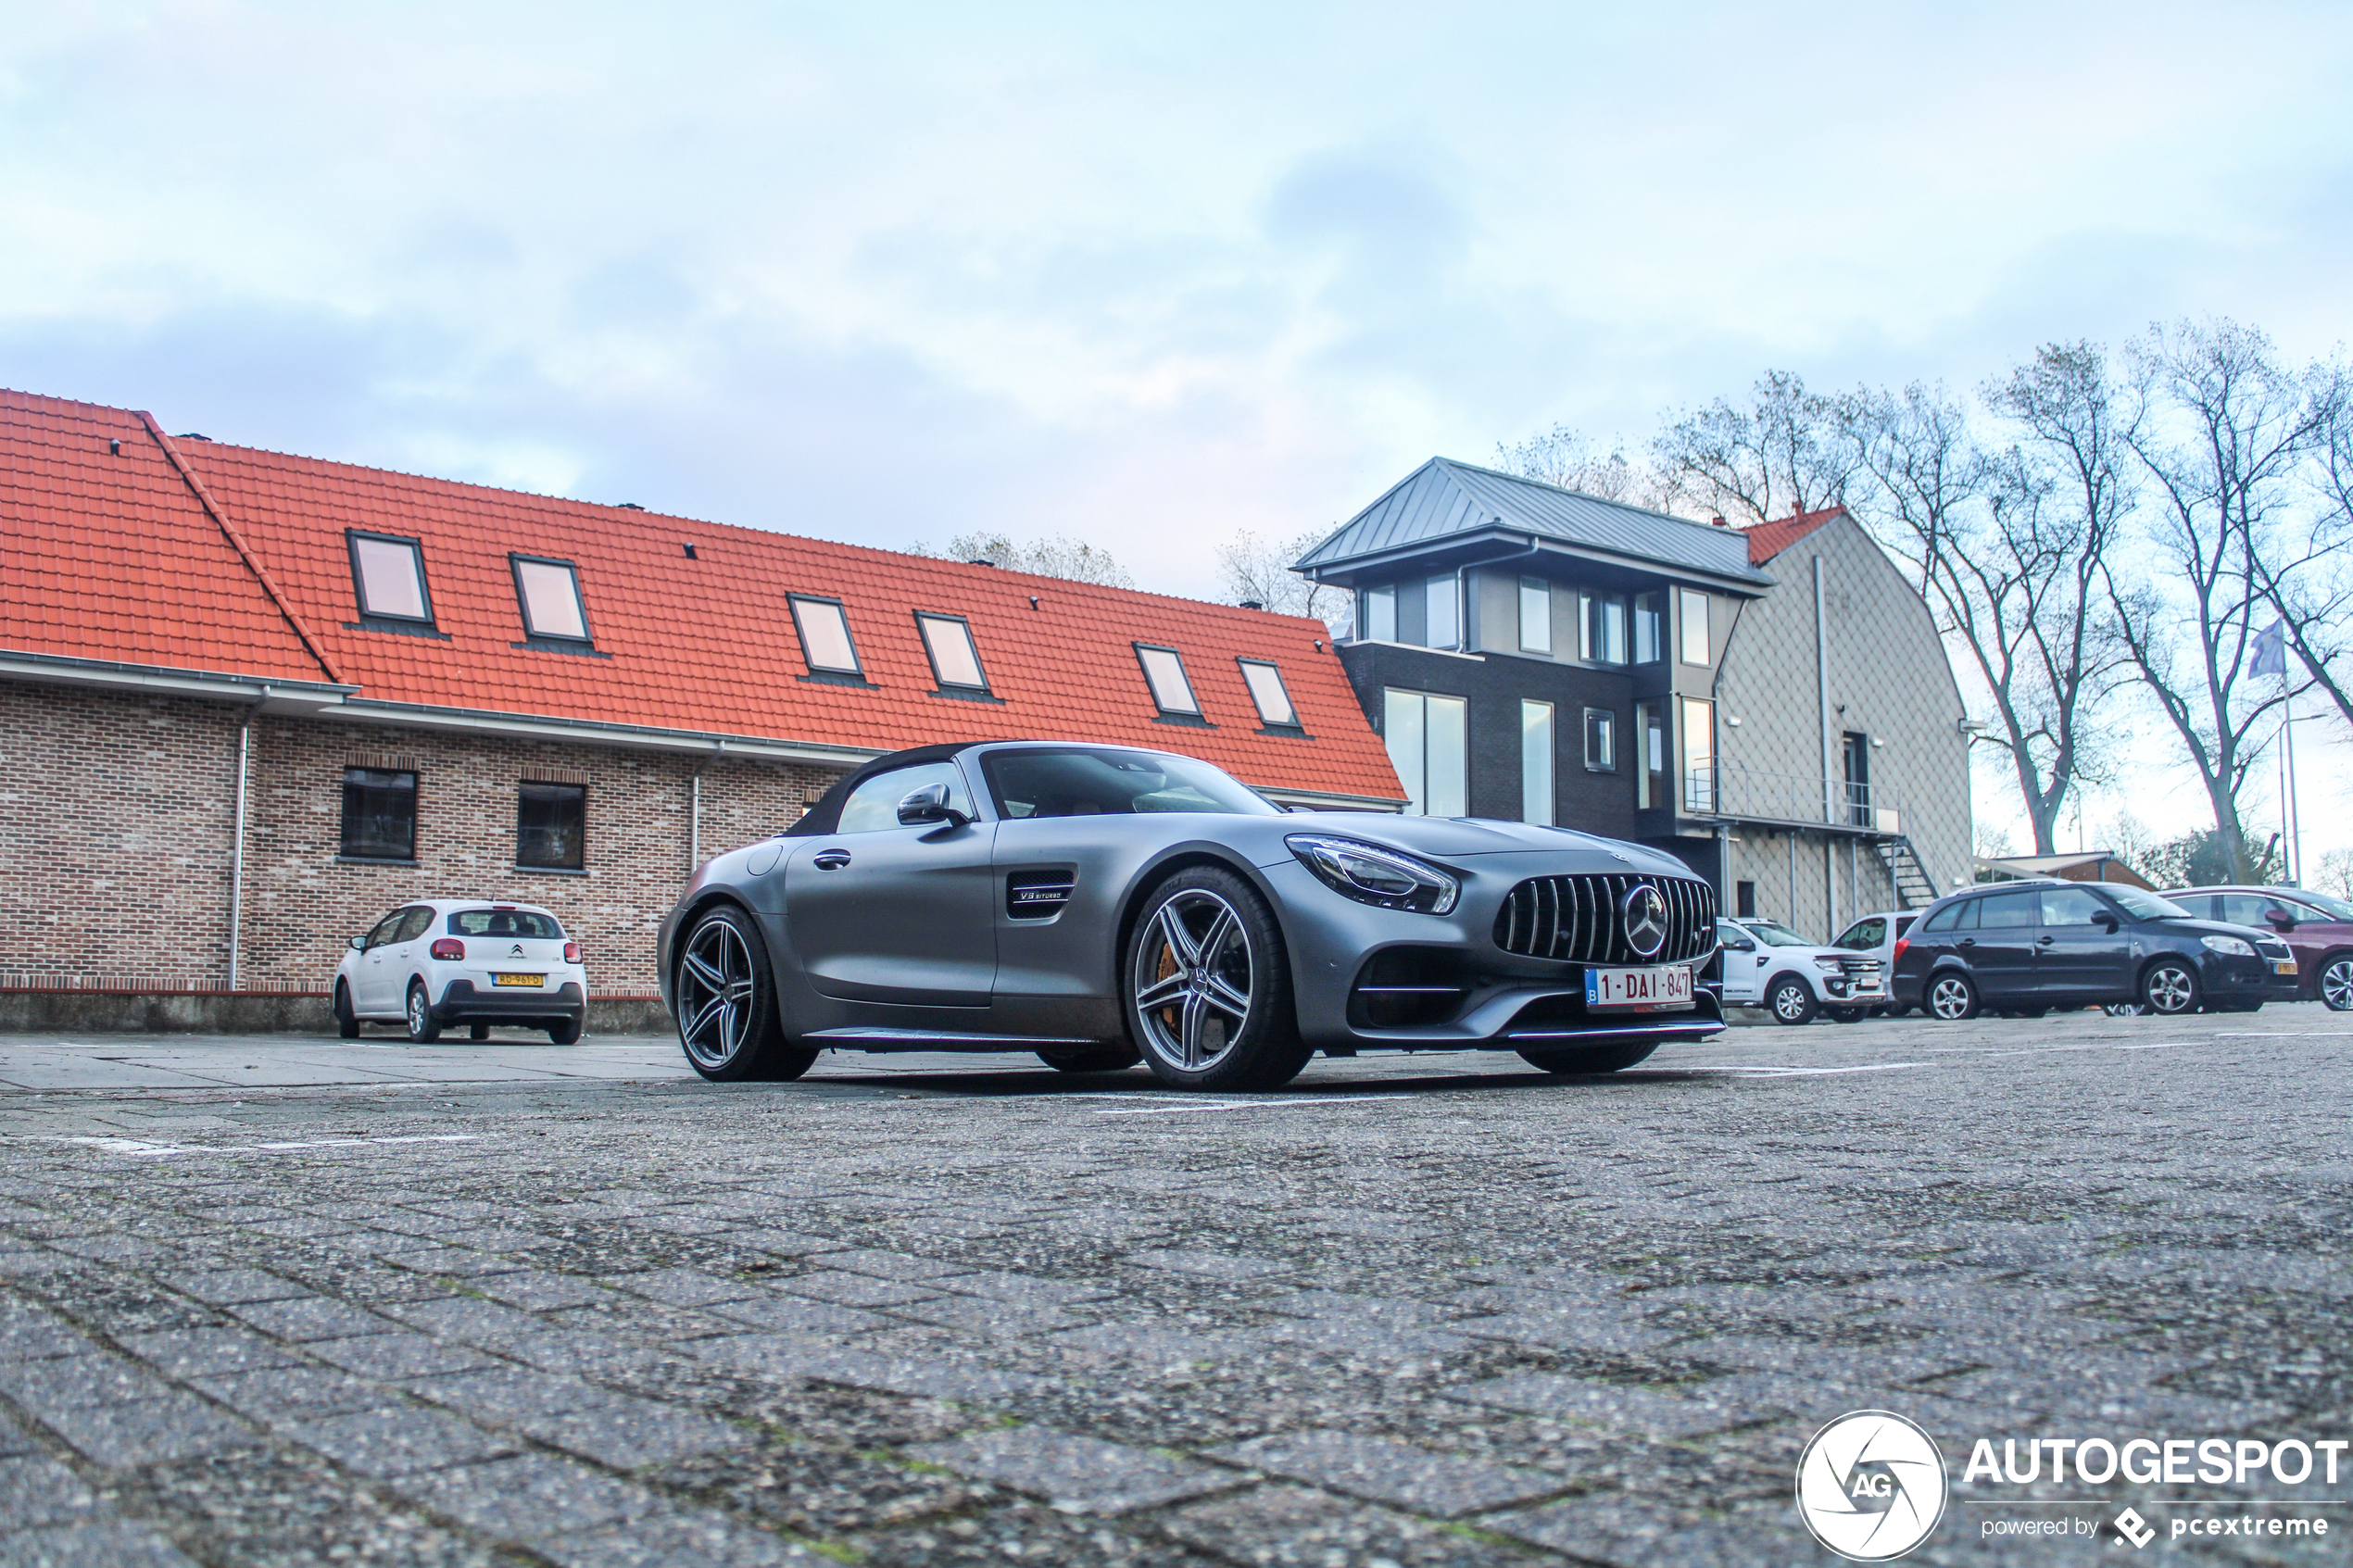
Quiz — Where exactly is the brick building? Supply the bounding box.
[0,390,1403,1025]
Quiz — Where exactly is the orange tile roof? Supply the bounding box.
[1,388,1404,804]
[1739,505,1844,565]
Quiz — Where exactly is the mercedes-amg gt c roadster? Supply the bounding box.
[658,740,1723,1091]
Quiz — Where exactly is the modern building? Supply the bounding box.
[0,389,1403,1026]
[1296,458,1970,938]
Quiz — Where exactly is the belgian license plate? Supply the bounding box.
[1585,964,1693,1012]
[492,972,545,988]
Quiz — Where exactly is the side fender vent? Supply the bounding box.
[1007,872,1076,920]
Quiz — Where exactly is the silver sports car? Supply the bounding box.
[657,740,1723,1091]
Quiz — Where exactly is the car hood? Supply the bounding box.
[1278,812,1698,877]
[2160,918,2289,945]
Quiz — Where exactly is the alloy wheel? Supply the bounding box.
[1131,889,1253,1072]
[2145,962,2196,1014]
[678,916,759,1071]
[1929,976,1973,1020]
[1772,982,1811,1022]
[2322,957,2353,1012]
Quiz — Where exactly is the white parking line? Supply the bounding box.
[1092,1096,1396,1116]
[1708,1062,1930,1077]
[2213,1031,2353,1038]
[45,1134,484,1158]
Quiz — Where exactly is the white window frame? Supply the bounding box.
[1517,577,1552,655]
[915,612,988,691]
[788,596,862,675]
[1424,576,1458,650]
[1520,699,1554,825]
[1584,707,1616,772]
[1134,644,1202,715]
[1362,584,1396,642]
[1237,659,1297,727]
[347,531,434,625]
[1384,687,1466,818]
[510,555,590,643]
[1679,587,1711,667]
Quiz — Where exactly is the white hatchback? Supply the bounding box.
[333,899,587,1043]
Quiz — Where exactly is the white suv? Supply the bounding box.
[1716,916,1886,1024]
[334,900,587,1044]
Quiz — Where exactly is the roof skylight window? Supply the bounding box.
[1238,659,1297,727]
[347,532,434,625]
[916,613,988,691]
[790,596,862,676]
[1135,644,1201,716]
[510,556,590,643]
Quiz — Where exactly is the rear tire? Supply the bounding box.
[334,982,360,1040]
[2320,953,2353,1011]
[1766,975,1816,1026]
[675,904,815,1082]
[547,1018,582,1045]
[1926,972,1978,1021]
[470,1023,491,1041]
[405,981,441,1044]
[1516,1042,1660,1073]
[1125,867,1310,1092]
[1036,1046,1141,1073]
[2143,959,2199,1015]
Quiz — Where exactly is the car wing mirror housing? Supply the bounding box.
[349,935,367,951]
[897,782,971,828]
[2094,911,2120,933]
[2269,911,2296,931]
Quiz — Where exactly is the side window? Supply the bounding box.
[2040,886,2109,926]
[1922,899,1978,934]
[836,761,974,834]
[1979,891,2039,928]
[394,906,435,944]
[365,911,407,950]
[1839,919,1884,949]
[2217,894,2273,927]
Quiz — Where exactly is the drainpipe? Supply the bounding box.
[1814,556,1835,937]
[1454,562,1471,651]
[227,694,262,990]
[688,741,727,872]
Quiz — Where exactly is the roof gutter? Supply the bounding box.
[0,649,356,713]
[1303,531,1773,598]
[332,696,880,769]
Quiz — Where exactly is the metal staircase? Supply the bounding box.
[1874,836,1940,909]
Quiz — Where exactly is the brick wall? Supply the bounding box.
[0,679,847,997]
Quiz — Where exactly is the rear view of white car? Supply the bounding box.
[1717,915,1886,1023]
[334,900,587,1044]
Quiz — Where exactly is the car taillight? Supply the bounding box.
[430,938,465,961]
[1892,937,1909,964]
[564,942,581,963]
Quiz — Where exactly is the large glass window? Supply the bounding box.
[1384,688,1466,817]
[339,768,416,860]
[1238,660,1297,727]
[1362,584,1396,642]
[1520,700,1554,825]
[1425,576,1458,650]
[1680,696,1716,813]
[1584,707,1616,771]
[511,556,590,643]
[916,613,988,690]
[1633,593,1662,664]
[517,782,585,871]
[1679,587,1711,666]
[1637,701,1665,809]
[1579,592,1628,664]
[981,747,1276,820]
[1134,645,1201,714]
[837,760,976,832]
[1518,577,1552,655]
[790,596,862,674]
[346,533,433,625]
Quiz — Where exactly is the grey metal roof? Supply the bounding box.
[1294,458,1774,588]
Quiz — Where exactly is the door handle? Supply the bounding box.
[812,849,852,871]
[2036,935,2054,947]
[1958,938,1975,947]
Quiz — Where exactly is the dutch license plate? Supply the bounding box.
[2273,960,2299,975]
[492,972,545,988]
[1585,964,1694,1012]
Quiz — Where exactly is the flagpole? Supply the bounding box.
[2283,667,2301,885]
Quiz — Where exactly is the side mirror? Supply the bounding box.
[2268,910,2296,932]
[2094,911,2120,933]
[1729,937,1755,952]
[348,935,367,951]
[897,782,971,828]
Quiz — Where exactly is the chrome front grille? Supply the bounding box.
[1493,874,1718,966]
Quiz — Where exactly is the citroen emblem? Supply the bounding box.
[1621,884,1669,959]
[510,944,526,958]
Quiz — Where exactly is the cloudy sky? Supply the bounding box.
[6,1,2350,859]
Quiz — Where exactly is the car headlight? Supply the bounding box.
[1286,834,1459,914]
[1812,955,1843,972]
[2200,935,2255,957]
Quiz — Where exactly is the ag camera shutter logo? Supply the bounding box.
[1796,1411,1948,1561]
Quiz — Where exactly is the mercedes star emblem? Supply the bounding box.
[1621,884,1669,959]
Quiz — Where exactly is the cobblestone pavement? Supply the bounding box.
[0,1006,2346,1565]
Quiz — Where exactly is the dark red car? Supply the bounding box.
[2163,885,2353,1010]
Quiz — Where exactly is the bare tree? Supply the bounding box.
[1219,530,1352,634]
[907,531,1133,588]
[2254,383,2353,734]
[1651,370,1859,524]
[1492,424,1661,507]
[2108,320,2334,883]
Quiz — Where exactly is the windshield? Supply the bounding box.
[980,746,1278,820]
[1736,919,1809,947]
[2289,889,2353,922]
[2104,886,2194,922]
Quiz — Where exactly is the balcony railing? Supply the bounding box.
[1688,763,1903,834]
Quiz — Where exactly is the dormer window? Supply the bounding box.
[510,556,591,645]
[916,613,989,693]
[790,596,862,678]
[1135,644,1202,718]
[1238,659,1297,728]
[347,532,434,627]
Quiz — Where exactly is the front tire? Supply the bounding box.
[470,1023,491,1041]
[1926,972,1978,1021]
[1125,868,1309,1092]
[334,982,360,1039]
[405,981,441,1044]
[1516,1043,1660,1073]
[675,905,815,1082]
[1037,1046,1141,1073]
[2320,953,2353,1012]
[1766,975,1817,1026]
[2143,959,2199,1016]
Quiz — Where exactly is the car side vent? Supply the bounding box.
[1006,872,1076,920]
[1494,875,1717,965]
[1349,947,1471,1029]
